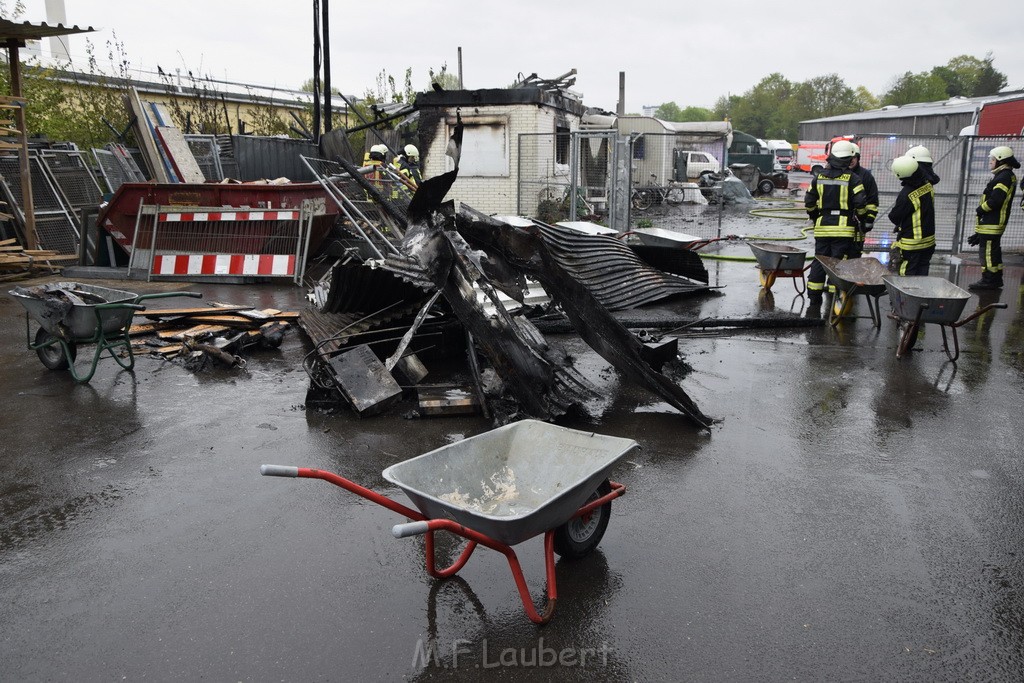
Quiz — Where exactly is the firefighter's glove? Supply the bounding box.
[862,221,874,232]
[976,207,985,217]
[967,233,981,246]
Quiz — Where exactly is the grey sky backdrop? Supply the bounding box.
[18,0,1024,114]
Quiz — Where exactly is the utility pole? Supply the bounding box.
[322,0,332,133]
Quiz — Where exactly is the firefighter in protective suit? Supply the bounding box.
[967,145,1020,290]
[804,139,868,303]
[389,144,421,202]
[359,144,389,198]
[906,145,940,186]
[849,142,878,258]
[392,144,423,187]
[888,156,936,276]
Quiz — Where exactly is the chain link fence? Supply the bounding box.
[517,130,728,238]
[856,134,1023,253]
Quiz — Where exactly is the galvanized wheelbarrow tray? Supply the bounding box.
[817,256,890,328]
[883,276,1007,361]
[9,281,201,383]
[748,242,809,294]
[262,419,639,624]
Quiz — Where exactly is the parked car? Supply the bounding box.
[675,150,722,180]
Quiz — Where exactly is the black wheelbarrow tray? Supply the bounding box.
[883,275,1007,361]
[748,241,809,294]
[817,256,890,328]
[9,281,201,383]
[261,420,639,624]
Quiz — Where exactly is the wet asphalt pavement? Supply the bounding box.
[1,205,1023,681]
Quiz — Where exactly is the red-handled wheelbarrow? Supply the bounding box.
[261,420,638,624]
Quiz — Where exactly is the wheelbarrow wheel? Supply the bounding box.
[832,290,854,319]
[553,479,612,560]
[35,328,76,371]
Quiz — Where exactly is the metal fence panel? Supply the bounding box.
[129,205,310,283]
[517,130,727,238]
[0,153,80,254]
[184,134,224,182]
[231,136,319,182]
[856,134,1023,252]
[856,134,966,252]
[960,136,1024,251]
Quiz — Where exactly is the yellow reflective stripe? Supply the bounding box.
[976,225,1006,235]
[813,226,856,237]
[899,260,909,275]
[897,235,936,249]
[807,280,826,291]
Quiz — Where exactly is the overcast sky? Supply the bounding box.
[16,0,1024,113]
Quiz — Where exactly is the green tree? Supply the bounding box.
[655,101,684,121]
[882,71,948,106]
[427,64,460,91]
[678,106,714,122]
[853,86,880,111]
[655,102,714,122]
[728,73,794,138]
[0,36,136,149]
[713,94,741,121]
[936,53,1007,96]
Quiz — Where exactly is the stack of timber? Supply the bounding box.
[127,302,296,364]
[0,237,77,280]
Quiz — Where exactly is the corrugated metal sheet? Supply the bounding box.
[0,19,94,41]
[232,136,319,182]
[529,220,709,310]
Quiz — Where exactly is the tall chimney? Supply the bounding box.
[44,0,71,63]
[617,72,625,116]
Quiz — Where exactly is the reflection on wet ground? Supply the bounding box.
[1,226,1022,679]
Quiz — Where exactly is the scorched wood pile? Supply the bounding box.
[128,303,295,367]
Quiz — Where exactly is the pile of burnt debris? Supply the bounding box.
[130,304,294,371]
[295,122,816,428]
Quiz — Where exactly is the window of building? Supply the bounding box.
[632,136,646,160]
[447,117,509,176]
[555,124,570,165]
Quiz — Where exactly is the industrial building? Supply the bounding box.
[798,92,1024,140]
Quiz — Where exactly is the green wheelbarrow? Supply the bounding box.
[9,282,201,383]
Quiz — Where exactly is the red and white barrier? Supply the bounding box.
[129,203,313,284]
[151,253,296,277]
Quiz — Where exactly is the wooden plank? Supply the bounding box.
[153,344,184,356]
[140,305,251,318]
[125,88,171,183]
[155,126,206,183]
[180,315,259,327]
[127,321,176,336]
[157,324,227,340]
[0,237,16,246]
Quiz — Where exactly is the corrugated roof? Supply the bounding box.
[0,18,95,42]
[801,92,1024,125]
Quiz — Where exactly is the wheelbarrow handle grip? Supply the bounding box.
[134,291,203,302]
[260,464,299,477]
[392,521,431,538]
[95,302,146,311]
